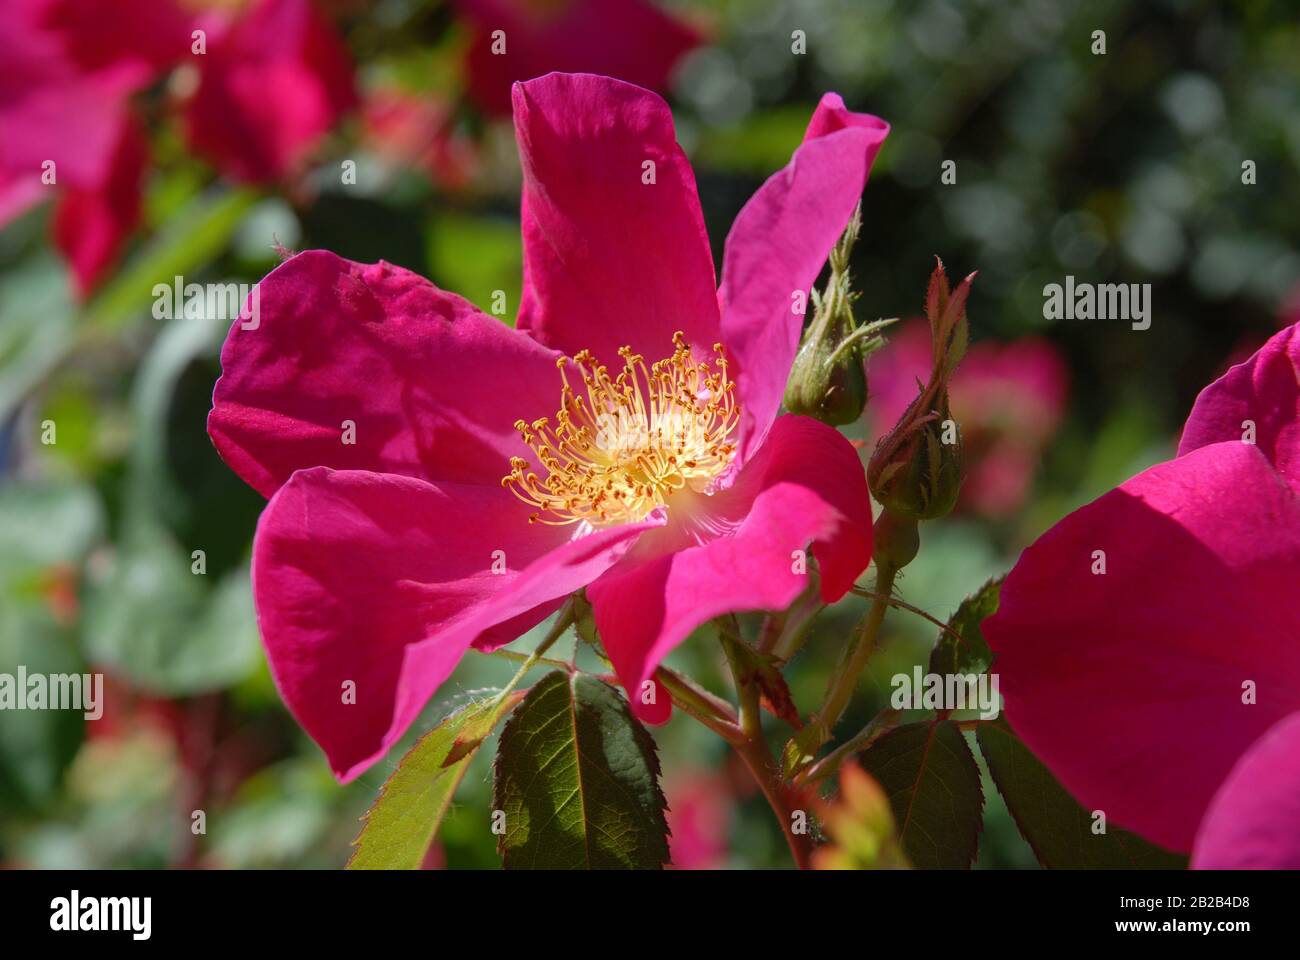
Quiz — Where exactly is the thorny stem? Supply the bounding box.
[848,584,964,643]
[485,648,573,672]
[815,563,898,738]
[711,614,814,869]
[756,610,786,656]
[719,614,763,741]
[655,666,743,744]
[795,708,903,788]
[489,598,577,708]
[733,738,814,870]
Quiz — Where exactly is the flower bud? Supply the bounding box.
[867,259,974,520]
[783,202,890,426]
[783,313,868,426]
[867,392,963,519]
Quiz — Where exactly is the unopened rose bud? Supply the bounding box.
[867,258,975,521]
[784,318,869,425]
[868,394,963,519]
[783,202,892,426]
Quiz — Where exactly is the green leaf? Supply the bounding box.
[976,716,1187,869]
[928,575,1003,677]
[0,255,76,421]
[857,720,984,868]
[781,720,830,780]
[0,605,85,810]
[0,481,103,580]
[126,308,227,526]
[85,187,261,332]
[348,691,524,870]
[0,481,101,808]
[492,670,669,869]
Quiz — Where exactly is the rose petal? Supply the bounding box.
[253,466,657,780]
[719,94,888,458]
[587,415,872,720]
[1179,320,1300,493]
[0,1,141,191]
[985,442,1300,852]
[51,111,147,297]
[0,171,44,225]
[35,0,195,76]
[1191,711,1300,869]
[208,249,566,497]
[183,0,355,183]
[513,73,720,368]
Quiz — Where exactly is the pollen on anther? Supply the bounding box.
[501,334,741,527]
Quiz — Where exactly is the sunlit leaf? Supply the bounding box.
[492,671,669,869]
[858,720,984,868]
[348,691,524,870]
[928,575,1003,677]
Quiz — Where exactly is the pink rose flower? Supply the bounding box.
[1,0,355,294]
[985,320,1300,867]
[665,768,734,869]
[867,321,1069,518]
[362,88,478,191]
[0,0,157,294]
[208,72,888,781]
[182,0,356,183]
[453,0,701,116]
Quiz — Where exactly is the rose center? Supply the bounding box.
[503,332,740,527]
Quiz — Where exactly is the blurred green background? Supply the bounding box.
[1,0,1297,869]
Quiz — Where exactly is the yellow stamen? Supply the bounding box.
[502,332,741,526]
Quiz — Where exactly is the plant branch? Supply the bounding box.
[483,648,573,672]
[655,666,744,744]
[771,581,825,662]
[814,563,897,737]
[714,614,813,869]
[733,739,814,870]
[756,611,786,656]
[488,598,577,708]
[848,584,964,643]
[794,708,902,788]
[718,614,762,741]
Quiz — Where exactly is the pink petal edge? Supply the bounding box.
[208,249,566,497]
[719,93,889,459]
[252,466,659,781]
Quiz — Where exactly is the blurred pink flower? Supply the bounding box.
[208,73,887,780]
[0,0,355,294]
[666,768,734,869]
[985,320,1300,867]
[362,88,478,191]
[867,320,1069,518]
[0,0,157,293]
[454,0,701,116]
[183,0,356,183]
